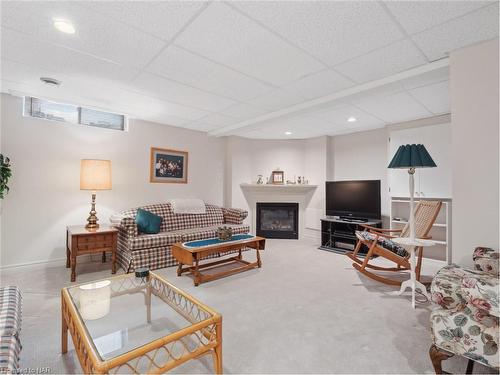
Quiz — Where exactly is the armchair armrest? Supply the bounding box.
[119,217,138,238]
[473,247,499,276]
[222,207,248,225]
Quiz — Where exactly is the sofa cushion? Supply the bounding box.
[430,306,499,368]
[355,231,409,257]
[135,208,162,234]
[431,264,500,318]
[0,287,22,337]
[473,247,499,276]
[431,264,469,312]
[129,232,182,251]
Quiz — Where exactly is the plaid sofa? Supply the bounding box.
[116,203,249,272]
[0,286,22,374]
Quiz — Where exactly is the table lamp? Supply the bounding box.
[80,159,112,229]
[388,144,436,240]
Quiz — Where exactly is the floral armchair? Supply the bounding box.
[429,247,499,373]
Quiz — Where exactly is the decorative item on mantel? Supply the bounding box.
[256,175,264,185]
[217,226,233,241]
[271,168,284,185]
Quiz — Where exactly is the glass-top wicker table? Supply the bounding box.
[61,272,222,374]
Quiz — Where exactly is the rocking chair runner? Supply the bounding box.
[346,200,442,286]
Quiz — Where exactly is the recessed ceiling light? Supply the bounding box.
[285,131,292,135]
[347,116,357,123]
[40,77,61,86]
[53,19,75,34]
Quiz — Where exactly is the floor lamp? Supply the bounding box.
[388,144,436,240]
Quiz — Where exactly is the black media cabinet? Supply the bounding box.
[319,217,382,255]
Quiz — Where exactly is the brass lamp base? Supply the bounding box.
[85,192,99,230]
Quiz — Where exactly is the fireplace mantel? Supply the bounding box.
[240,183,318,239]
[240,183,318,194]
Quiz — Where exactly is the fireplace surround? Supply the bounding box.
[256,202,298,239]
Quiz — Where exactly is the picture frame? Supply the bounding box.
[271,170,284,184]
[150,147,188,184]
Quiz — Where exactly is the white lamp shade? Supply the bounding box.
[79,280,111,320]
[80,159,112,190]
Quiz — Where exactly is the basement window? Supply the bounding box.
[23,96,126,131]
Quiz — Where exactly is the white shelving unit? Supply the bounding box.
[390,198,452,264]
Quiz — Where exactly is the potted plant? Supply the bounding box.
[0,154,12,199]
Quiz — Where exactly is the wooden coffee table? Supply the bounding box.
[172,235,266,286]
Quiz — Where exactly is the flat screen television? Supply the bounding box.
[326,180,381,220]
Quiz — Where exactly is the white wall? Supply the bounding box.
[0,94,226,267]
[225,136,327,237]
[450,39,499,267]
[329,128,390,226]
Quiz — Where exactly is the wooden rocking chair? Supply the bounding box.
[346,200,442,286]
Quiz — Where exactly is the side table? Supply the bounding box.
[66,225,118,282]
[392,237,435,308]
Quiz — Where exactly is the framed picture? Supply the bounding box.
[271,170,284,184]
[150,147,188,184]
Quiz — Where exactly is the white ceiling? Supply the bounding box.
[1,1,498,139]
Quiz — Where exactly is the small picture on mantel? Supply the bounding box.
[271,170,284,184]
[150,147,188,184]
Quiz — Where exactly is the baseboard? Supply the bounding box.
[0,254,96,270]
[303,228,321,241]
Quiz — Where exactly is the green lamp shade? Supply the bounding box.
[388,144,437,169]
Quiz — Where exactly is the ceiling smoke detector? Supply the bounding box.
[40,77,61,86]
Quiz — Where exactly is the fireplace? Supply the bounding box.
[256,202,298,239]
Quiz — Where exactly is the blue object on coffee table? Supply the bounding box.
[183,234,255,248]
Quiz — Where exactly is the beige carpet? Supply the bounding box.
[1,238,495,374]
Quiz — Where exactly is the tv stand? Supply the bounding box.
[338,216,368,223]
[319,217,382,255]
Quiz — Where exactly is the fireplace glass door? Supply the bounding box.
[256,202,298,239]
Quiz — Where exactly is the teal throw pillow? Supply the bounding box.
[135,208,162,234]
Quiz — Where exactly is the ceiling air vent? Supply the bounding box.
[40,77,61,86]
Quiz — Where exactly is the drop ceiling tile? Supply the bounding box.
[174,2,323,86]
[136,112,192,127]
[408,80,450,115]
[411,3,499,61]
[313,104,384,128]
[147,45,272,101]
[196,113,239,127]
[247,88,306,111]
[1,28,138,83]
[123,95,209,122]
[384,1,494,35]
[1,1,165,68]
[220,103,268,120]
[283,69,355,100]
[401,67,449,90]
[133,72,236,112]
[232,1,404,66]
[353,91,432,123]
[83,1,207,41]
[334,39,427,83]
[184,121,219,132]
